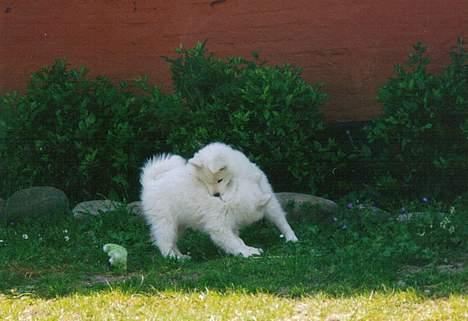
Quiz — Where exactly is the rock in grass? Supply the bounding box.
[128,194,338,217]
[126,201,143,216]
[72,200,124,218]
[4,186,69,223]
[397,211,447,222]
[129,194,338,217]
[275,192,338,215]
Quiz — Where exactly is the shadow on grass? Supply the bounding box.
[0,206,466,299]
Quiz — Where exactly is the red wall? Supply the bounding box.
[1,0,467,122]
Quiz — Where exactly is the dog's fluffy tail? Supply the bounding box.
[140,154,186,186]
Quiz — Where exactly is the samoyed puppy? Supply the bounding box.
[140,154,273,259]
[189,142,298,242]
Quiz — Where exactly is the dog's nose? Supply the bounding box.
[213,192,221,197]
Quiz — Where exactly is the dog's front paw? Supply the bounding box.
[166,249,192,260]
[177,254,192,260]
[239,246,263,257]
[168,254,191,261]
[284,233,299,242]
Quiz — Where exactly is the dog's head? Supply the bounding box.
[189,146,234,197]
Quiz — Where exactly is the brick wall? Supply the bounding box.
[1,0,467,121]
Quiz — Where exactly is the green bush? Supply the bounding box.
[364,39,468,199]
[165,42,343,193]
[0,60,178,201]
[0,48,341,200]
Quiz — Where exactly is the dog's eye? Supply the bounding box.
[217,178,223,183]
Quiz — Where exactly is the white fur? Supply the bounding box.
[140,154,273,259]
[189,142,299,242]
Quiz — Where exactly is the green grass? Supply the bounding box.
[2,290,466,320]
[0,200,466,320]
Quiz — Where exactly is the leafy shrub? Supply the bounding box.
[364,39,468,199]
[0,45,342,200]
[0,60,178,201]
[164,42,343,193]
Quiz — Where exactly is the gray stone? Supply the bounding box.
[397,211,446,222]
[115,194,339,218]
[351,203,390,217]
[275,192,338,215]
[127,201,143,216]
[73,200,124,218]
[4,186,69,223]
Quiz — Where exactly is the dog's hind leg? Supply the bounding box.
[264,198,298,242]
[150,221,190,260]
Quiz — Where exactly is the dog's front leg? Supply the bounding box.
[264,197,299,242]
[208,228,263,257]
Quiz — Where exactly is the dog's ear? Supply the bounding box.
[257,193,272,208]
[188,157,203,168]
[208,158,226,174]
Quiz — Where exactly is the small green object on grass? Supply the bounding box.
[103,243,127,271]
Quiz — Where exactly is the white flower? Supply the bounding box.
[22,234,29,240]
[63,229,68,234]
[64,236,70,242]
[449,206,456,215]
[440,217,451,229]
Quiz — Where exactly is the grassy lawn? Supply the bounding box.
[1,201,466,320]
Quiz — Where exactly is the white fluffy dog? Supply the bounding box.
[140,154,274,259]
[189,142,298,243]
